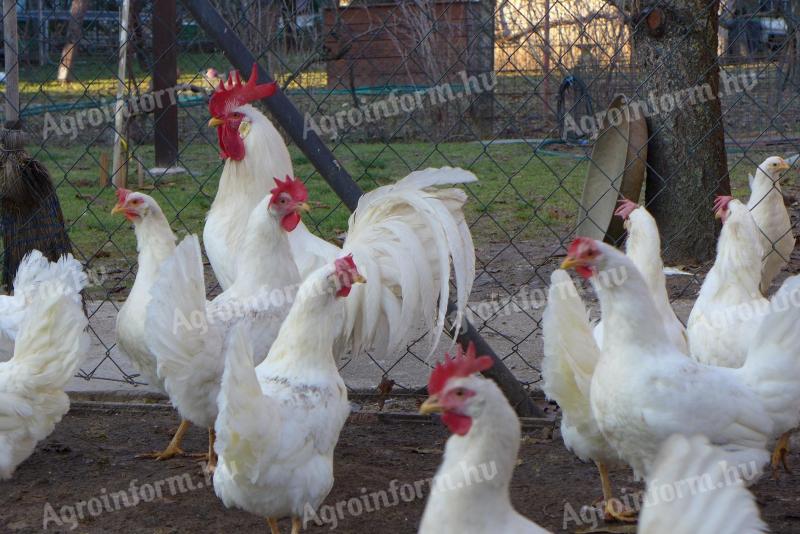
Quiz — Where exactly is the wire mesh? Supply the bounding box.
[3,0,799,395]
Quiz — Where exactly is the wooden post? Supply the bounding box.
[99,152,110,186]
[112,0,131,188]
[3,0,20,128]
[153,0,179,167]
[542,0,551,111]
[465,0,495,136]
[38,0,48,66]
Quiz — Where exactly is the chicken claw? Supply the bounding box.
[771,431,792,479]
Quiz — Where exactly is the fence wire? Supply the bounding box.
[3,0,799,395]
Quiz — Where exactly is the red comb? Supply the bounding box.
[208,63,277,117]
[428,343,493,395]
[270,175,308,203]
[567,237,594,257]
[334,254,358,273]
[713,195,733,214]
[614,198,638,220]
[115,188,131,204]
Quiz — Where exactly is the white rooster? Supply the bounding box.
[111,189,194,460]
[144,180,307,471]
[0,254,88,479]
[212,256,364,534]
[687,196,765,368]
[203,65,475,357]
[541,269,630,522]
[418,344,548,534]
[0,250,84,362]
[203,64,298,289]
[561,237,800,483]
[747,156,794,295]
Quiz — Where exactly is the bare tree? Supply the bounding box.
[56,0,89,83]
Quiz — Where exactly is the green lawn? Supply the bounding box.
[35,137,762,284]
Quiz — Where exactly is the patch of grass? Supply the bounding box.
[38,136,764,293]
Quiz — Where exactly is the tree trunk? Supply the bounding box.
[56,0,90,83]
[632,1,729,263]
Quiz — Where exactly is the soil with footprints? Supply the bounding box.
[2,399,800,533]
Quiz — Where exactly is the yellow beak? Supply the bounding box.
[353,274,367,284]
[419,396,444,415]
[111,203,124,215]
[560,257,580,270]
[297,202,311,213]
[208,117,225,128]
[778,159,791,171]
[714,209,723,220]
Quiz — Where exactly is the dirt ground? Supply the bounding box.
[2,400,800,534]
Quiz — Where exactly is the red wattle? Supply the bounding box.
[218,124,245,161]
[576,265,594,279]
[281,212,301,232]
[336,285,352,298]
[441,412,472,436]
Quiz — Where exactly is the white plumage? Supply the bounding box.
[0,253,88,479]
[418,366,547,534]
[639,434,767,534]
[213,260,352,526]
[747,156,794,295]
[114,191,177,391]
[593,202,686,354]
[145,195,300,432]
[335,167,476,356]
[0,250,85,362]
[688,198,765,367]
[204,104,295,290]
[542,269,619,468]
[565,239,800,482]
[204,100,475,358]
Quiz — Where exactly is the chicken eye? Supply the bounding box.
[454,388,464,396]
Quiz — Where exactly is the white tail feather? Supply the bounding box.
[639,434,767,534]
[342,167,476,357]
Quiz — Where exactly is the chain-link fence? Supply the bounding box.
[3,0,799,399]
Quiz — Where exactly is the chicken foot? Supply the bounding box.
[772,430,793,479]
[597,461,638,523]
[136,419,205,460]
[267,518,280,534]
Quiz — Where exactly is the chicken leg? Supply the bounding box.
[291,517,301,534]
[136,419,202,460]
[207,427,218,473]
[772,430,793,479]
[267,518,280,534]
[597,461,637,523]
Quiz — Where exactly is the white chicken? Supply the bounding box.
[687,196,765,368]
[747,156,794,295]
[212,256,363,534]
[541,269,630,521]
[417,344,548,534]
[609,199,687,354]
[111,189,193,460]
[203,65,475,357]
[144,180,307,471]
[639,434,767,534]
[561,236,800,482]
[0,254,88,479]
[0,250,85,362]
